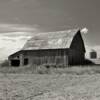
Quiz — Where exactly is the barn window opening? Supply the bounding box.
[90,51,97,59]
[24,58,28,65]
[11,59,20,67]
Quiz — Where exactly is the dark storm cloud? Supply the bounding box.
[0,0,100,32]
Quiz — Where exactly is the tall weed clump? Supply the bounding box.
[0,60,9,67]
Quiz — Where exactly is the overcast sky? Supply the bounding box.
[0,0,100,60]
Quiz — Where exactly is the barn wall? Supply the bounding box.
[68,30,85,65]
[22,49,69,66]
[68,49,85,65]
[9,48,85,66]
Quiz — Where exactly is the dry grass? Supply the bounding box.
[0,73,100,99]
[0,65,100,75]
[0,65,100,99]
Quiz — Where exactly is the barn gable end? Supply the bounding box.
[70,30,86,52]
[68,30,85,65]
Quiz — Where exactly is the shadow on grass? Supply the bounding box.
[69,59,95,67]
[83,59,95,65]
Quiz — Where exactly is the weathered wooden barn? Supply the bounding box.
[8,29,86,66]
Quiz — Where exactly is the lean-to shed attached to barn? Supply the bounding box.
[8,29,86,66]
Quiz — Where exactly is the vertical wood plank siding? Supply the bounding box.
[23,49,69,66]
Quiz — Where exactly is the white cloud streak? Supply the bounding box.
[0,23,41,60]
[0,23,39,33]
[0,33,32,60]
[81,27,88,34]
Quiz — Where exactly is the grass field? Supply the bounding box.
[0,66,100,100]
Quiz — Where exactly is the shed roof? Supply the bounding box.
[23,29,79,50]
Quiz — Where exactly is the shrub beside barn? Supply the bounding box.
[8,29,86,67]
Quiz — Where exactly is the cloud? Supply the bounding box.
[81,27,88,34]
[0,23,41,60]
[0,31,33,60]
[1,35,31,42]
[0,23,39,33]
[2,31,33,37]
[12,0,21,2]
[37,29,78,36]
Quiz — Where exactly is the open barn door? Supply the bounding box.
[11,59,20,67]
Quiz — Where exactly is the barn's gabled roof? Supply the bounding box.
[23,29,79,50]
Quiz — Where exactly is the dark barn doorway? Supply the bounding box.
[24,58,28,65]
[11,59,20,66]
